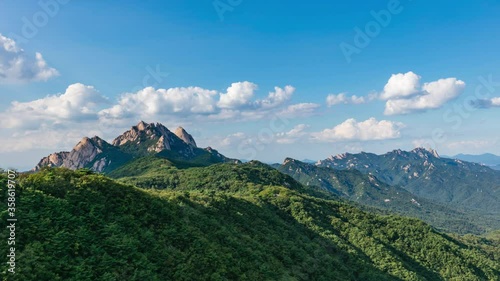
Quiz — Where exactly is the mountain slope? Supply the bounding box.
[34,121,239,173]
[34,136,132,173]
[317,148,500,214]
[276,158,500,234]
[1,168,499,280]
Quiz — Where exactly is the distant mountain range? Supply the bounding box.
[275,158,500,234]
[315,148,500,215]
[448,153,500,170]
[34,121,239,173]
[33,122,500,234]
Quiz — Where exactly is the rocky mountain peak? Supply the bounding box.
[329,153,350,160]
[411,147,440,158]
[283,157,297,165]
[136,120,148,131]
[34,121,239,172]
[174,126,197,147]
[33,151,70,171]
[34,136,114,172]
[112,121,172,147]
[76,136,106,150]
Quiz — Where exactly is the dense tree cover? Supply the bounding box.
[277,159,500,235]
[0,167,499,280]
[111,160,335,200]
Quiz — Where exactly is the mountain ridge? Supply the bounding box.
[34,121,238,173]
[276,158,500,234]
[317,148,500,214]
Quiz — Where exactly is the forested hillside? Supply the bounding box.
[1,166,498,281]
[277,158,500,234]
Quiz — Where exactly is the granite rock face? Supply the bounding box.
[34,136,112,172]
[174,127,197,147]
[34,151,70,171]
[63,137,105,169]
[33,121,237,172]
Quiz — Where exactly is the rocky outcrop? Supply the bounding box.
[112,121,202,157]
[205,147,240,164]
[148,135,170,153]
[34,136,113,172]
[34,151,70,171]
[112,121,165,146]
[112,121,182,153]
[411,147,440,158]
[174,127,197,147]
[63,136,106,169]
[33,121,238,172]
[91,157,110,172]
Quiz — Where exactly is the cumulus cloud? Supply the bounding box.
[101,82,299,123]
[383,74,465,115]
[326,93,367,106]
[0,129,95,153]
[1,83,108,129]
[278,103,320,118]
[257,85,295,109]
[1,81,314,132]
[470,97,500,108]
[380,71,421,100]
[100,86,219,121]
[312,118,404,142]
[217,81,257,109]
[0,33,59,83]
[275,124,309,144]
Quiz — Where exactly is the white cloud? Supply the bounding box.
[256,85,295,109]
[493,97,500,106]
[0,82,321,156]
[384,77,466,115]
[276,124,309,144]
[217,81,257,109]
[0,33,59,83]
[0,129,92,153]
[326,93,366,106]
[278,103,320,118]
[101,82,299,123]
[380,71,421,100]
[1,83,108,129]
[1,82,316,131]
[99,86,218,121]
[312,118,404,142]
[217,83,294,110]
[470,97,500,108]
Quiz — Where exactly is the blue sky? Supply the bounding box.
[1,0,500,170]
